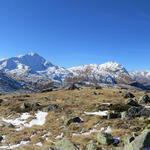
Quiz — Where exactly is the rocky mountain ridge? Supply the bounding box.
[0,52,149,93]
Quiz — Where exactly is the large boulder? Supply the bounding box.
[107,112,121,119]
[121,106,150,120]
[124,92,135,98]
[121,111,133,120]
[44,139,79,150]
[124,130,150,150]
[97,132,114,145]
[55,139,79,150]
[139,94,150,104]
[125,99,139,106]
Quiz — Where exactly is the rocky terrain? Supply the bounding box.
[0,87,150,149]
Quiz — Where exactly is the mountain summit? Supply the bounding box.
[69,62,133,84]
[0,52,53,73]
[0,52,72,90]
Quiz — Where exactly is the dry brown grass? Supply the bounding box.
[0,88,149,149]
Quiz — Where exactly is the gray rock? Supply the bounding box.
[0,135,3,141]
[20,102,28,110]
[97,132,114,145]
[122,106,150,120]
[107,112,121,119]
[0,99,3,103]
[55,139,79,150]
[29,102,41,107]
[65,117,83,125]
[124,130,150,150]
[139,94,150,104]
[64,100,74,104]
[121,111,133,120]
[43,104,58,112]
[125,99,139,106]
[124,92,135,98]
[86,143,97,150]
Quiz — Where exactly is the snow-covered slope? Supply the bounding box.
[0,52,73,89]
[69,62,134,84]
[130,71,150,87]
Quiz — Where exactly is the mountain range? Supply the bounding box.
[0,52,149,93]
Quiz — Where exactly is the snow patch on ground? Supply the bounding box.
[2,111,48,131]
[0,140,29,149]
[84,111,108,116]
[105,126,112,133]
[55,133,64,139]
[35,142,43,147]
[2,112,31,126]
[73,126,112,136]
[73,127,104,136]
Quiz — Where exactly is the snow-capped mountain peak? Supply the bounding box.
[0,52,73,88]
[69,62,132,84]
[0,52,54,72]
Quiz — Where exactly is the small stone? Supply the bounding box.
[0,136,3,142]
[0,99,3,103]
[113,138,120,146]
[43,104,58,112]
[29,102,41,107]
[91,92,97,95]
[139,95,150,104]
[65,117,83,125]
[132,132,138,137]
[20,103,29,110]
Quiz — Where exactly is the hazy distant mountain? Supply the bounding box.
[130,71,150,89]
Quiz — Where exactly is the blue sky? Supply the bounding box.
[0,0,150,70]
